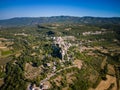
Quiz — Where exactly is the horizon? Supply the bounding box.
[1,15,120,20]
[0,0,120,19]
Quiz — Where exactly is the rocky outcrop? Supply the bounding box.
[52,37,71,61]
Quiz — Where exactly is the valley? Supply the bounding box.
[0,17,120,90]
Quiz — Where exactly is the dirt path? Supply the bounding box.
[27,60,83,90]
[40,60,82,84]
[40,65,77,83]
[0,46,7,49]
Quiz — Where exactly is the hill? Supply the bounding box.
[0,16,120,27]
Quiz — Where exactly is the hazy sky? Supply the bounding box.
[0,0,120,19]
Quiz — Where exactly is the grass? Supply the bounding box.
[1,50,13,56]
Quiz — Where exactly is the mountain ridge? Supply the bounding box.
[0,16,120,27]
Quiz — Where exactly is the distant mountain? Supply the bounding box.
[0,16,120,27]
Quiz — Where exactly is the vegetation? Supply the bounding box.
[0,19,120,90]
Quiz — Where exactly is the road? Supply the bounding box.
[40,65,79,83]
[28,63,82,90]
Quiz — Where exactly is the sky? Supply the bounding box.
[0,0,120,19]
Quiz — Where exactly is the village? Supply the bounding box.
[27,36,83,90]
